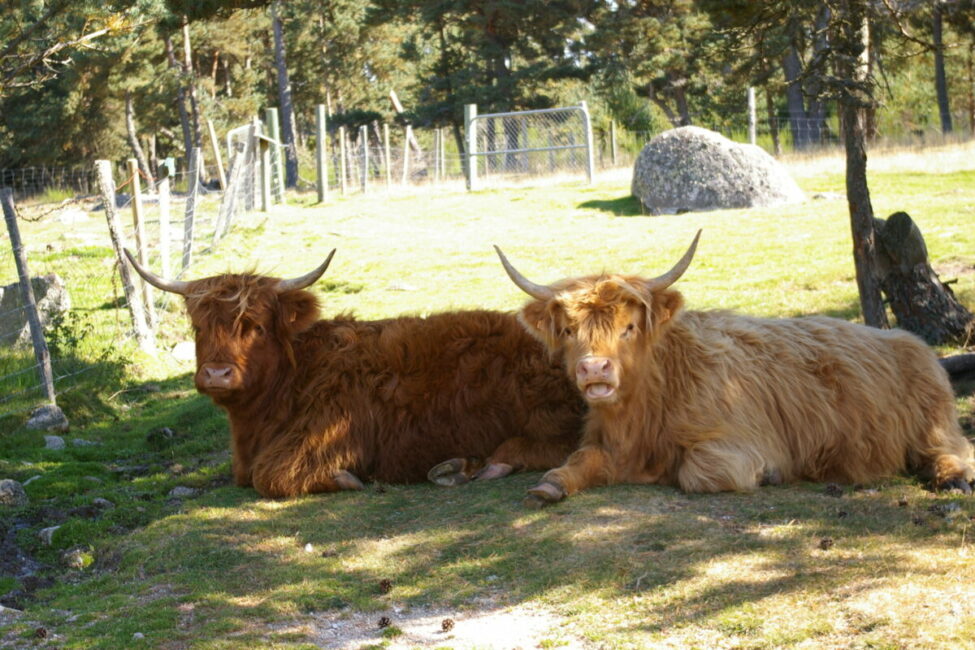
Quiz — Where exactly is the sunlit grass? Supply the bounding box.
[1,144,974,648]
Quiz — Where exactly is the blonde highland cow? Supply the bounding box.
[495,231,975,506]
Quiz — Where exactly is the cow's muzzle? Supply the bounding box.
[196,362,240,392]
[575,356,619,403]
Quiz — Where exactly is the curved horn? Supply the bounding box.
[124,248,190,295]
[276,249,336,292]
[643,230,701,292]
[494,245,555,301]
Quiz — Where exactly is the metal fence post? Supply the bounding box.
[1,189,59,407]
[464,103,478,191]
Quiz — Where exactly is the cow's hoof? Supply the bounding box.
[526,480,565,505]
[428,458,471,487]
[474,463,515,481]
[937,476,974,495]
[333,470,364,491]
[523,494,550,509]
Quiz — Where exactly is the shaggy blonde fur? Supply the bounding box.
[514,273,975,499]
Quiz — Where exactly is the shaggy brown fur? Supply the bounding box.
[160,272,584,498]
[499,244,975,504]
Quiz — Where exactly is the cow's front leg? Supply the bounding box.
[249,431,364,498]
[524,445,613,507]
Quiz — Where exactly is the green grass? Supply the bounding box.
[1,144,975,648]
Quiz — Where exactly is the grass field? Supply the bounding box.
[1,142,974,648]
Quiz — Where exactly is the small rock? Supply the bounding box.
[61,548,93,569]
[812,191,845,200]
[34,627,48,639]
[441,618,455,632]
[836,510,849,519]
[72,438,99,447]
[386,283,419,292]
[168,486,200,499]
[171,341,196,362]
[897,497,909,507]
[146,427,177,449]
[92,498,115,510]
[304,543,314,553]
[38,525,61,545]
[0,479,28,507]
[28,405,69,432]
[133,632,145,640]
[378,616,391,628]
[378,578,392,594]
[818,537,834,550]
[823,483,844,498]
[44,434,66,450]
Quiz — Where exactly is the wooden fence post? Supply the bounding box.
[610,121,618,167]
[207,118,227,190]
[265,107,286,204]
[158,174,171,280]
[360,124,369,193]
[383,124,391,191]
[464,103,478,190]
[315,104,328,202]
[94,161,156,354]
[1,189,60,408]
[127,159,156,329]
[182,147,200,276]
[338,126,348,195]
[401,125,411,185]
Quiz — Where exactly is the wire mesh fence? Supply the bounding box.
[469,105,594,187]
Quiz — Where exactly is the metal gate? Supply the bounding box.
[464,103,595,191]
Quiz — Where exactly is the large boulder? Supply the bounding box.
[631,126,805,214]
[0,274,70,347]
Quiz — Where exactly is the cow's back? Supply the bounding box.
[293,311,583,483]
[659,311,962,483]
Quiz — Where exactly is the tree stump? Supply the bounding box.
[873,211,974,345]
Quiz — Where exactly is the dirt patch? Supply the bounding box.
[933,260,975,280]
[272,602,590,649]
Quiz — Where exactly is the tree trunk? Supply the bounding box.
[272,0,299,188]
[181,17,203,148]
[837,1,889,329]
[933,4,953,134]
[164,33,193,162]
[782,44,808,148]
[124,91,155,188]
[765,85,781,155]
[873,211,973,344]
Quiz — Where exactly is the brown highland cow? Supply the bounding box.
[126,250,583,498]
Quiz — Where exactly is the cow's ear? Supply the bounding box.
[647,288,683,328]
[277,289,320,335]
[517,299,560,349]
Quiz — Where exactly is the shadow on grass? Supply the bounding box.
[45,464,973,647]
[579,195,646,217]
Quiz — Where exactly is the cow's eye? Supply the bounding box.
[254,324,266,336]
[559,327,573,338]
[622,323,635,338]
